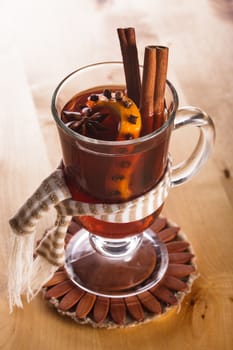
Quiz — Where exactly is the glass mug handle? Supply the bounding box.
[170,106,215,187]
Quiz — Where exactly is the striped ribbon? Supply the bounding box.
[56,165,171,223]
[8,160,171,309]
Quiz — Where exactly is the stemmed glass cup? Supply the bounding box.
[51,62,215,297]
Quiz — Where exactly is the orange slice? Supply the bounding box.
[87,93,141,141]
[87,91,142,200]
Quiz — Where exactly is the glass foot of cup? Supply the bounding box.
[65,228,169,298]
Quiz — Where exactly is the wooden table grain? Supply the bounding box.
[1,1,233,349]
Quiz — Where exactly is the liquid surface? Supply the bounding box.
[62,87,141,141]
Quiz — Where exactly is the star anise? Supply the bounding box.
[62,109,108,137]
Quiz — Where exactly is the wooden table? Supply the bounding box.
[1,1,232,349]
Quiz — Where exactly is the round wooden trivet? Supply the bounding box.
[42,217,197,328]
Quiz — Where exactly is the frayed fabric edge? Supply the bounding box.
[8,232,59,312]
[8,233,34,312]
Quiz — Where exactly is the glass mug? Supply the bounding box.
[51,62,215,297]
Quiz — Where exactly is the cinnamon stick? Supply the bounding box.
[117,28,141,107]
[140,46,157,135]
[153,46,169,129]
[117,29,169,134]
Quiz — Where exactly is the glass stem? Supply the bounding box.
[89,233,143,259]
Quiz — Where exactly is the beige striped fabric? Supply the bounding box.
[36,215,72,266]
[9,169,71,236]
[8,169,72,311]
[8,161,171,310]
[56,167,171,223]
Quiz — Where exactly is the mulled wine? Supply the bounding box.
[58,86,171,238]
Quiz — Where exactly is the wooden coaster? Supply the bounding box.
[42,217,197,328]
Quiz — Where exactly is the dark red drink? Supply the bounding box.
[56,85,172,238]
